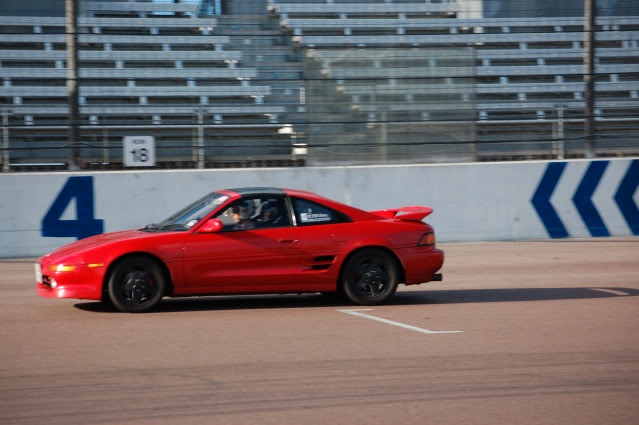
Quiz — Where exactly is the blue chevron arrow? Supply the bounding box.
[532,162,569,238]
[614,159,639,235]
[572,160,610,237]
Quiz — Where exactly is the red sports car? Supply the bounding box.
[36,187,443,312]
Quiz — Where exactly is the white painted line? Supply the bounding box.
[590,288,630,296]
[338,309,463,334]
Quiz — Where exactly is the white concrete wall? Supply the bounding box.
[1,158,637,258]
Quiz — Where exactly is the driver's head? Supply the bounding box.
[231,201,254,222]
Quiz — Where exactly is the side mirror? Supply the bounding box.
[195,219,224,233]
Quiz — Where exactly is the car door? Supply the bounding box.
[182,196,302,294]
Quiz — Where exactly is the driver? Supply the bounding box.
[231,201,256,230]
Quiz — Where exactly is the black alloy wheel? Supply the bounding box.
[107,256,166,313]
[342,248,399,305]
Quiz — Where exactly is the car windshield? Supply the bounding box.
[142,192,230,232]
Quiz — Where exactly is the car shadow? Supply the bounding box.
[74,293,352,313]
[74,286,639,313]
[392,287,639,305]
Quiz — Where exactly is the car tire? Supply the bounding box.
[341,248,399,305]
[107,256,166,313]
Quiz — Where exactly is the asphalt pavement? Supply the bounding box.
[1,239,638,425]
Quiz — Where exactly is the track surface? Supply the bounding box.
[1,239,638,425]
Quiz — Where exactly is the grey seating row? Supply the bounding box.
[291,31,639,47]
[10,105,286,116]
[268,1,460,16]
[0,33,231,46]
[0,49,241,62]
[3,85,273,99]
[85,1,199,16]
[322,64,639,79]
[0,68,258,80]
[280,16,638,35]
[0,16,219,30]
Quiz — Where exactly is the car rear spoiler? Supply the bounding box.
[371,206,433,222]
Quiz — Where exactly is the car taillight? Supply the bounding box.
[418,232,435,247]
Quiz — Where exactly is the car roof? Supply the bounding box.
[224,187,287,196]
[223,187,323,198]
[222,187,342,202]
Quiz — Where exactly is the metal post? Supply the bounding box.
[102,128,109,164]
[380,110,388,163]
[552,112,557,157]
[583,0,596,158]
[2,108,9,172]
[197,108,205,169]
[557,104,565,159]
[66,0,81,169]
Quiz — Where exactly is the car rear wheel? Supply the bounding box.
[342,248,399,305]
[107,256,165,313]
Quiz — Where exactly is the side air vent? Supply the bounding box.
[314,255,335,262]
[310,255,336,271]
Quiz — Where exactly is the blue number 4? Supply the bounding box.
[42,176,104,240]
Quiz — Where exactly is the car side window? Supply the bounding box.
[293,198,349,226]
[213,196,291,231]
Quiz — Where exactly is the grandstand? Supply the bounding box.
[269,0,639,162]
[1,0,638,170]
[0,0,301,170]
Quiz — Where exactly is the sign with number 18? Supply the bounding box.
[123,136,155,167]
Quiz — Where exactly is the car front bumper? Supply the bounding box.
[35,262,105,300]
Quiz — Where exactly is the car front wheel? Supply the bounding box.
[107,256,166,313]
[341,248,399,305]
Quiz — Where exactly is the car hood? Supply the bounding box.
[42,229,155,259]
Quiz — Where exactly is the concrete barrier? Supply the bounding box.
[1,158,637,258]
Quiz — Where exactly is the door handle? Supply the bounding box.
[279,239,299,244]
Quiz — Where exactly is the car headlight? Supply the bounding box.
[49,264,77,272]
